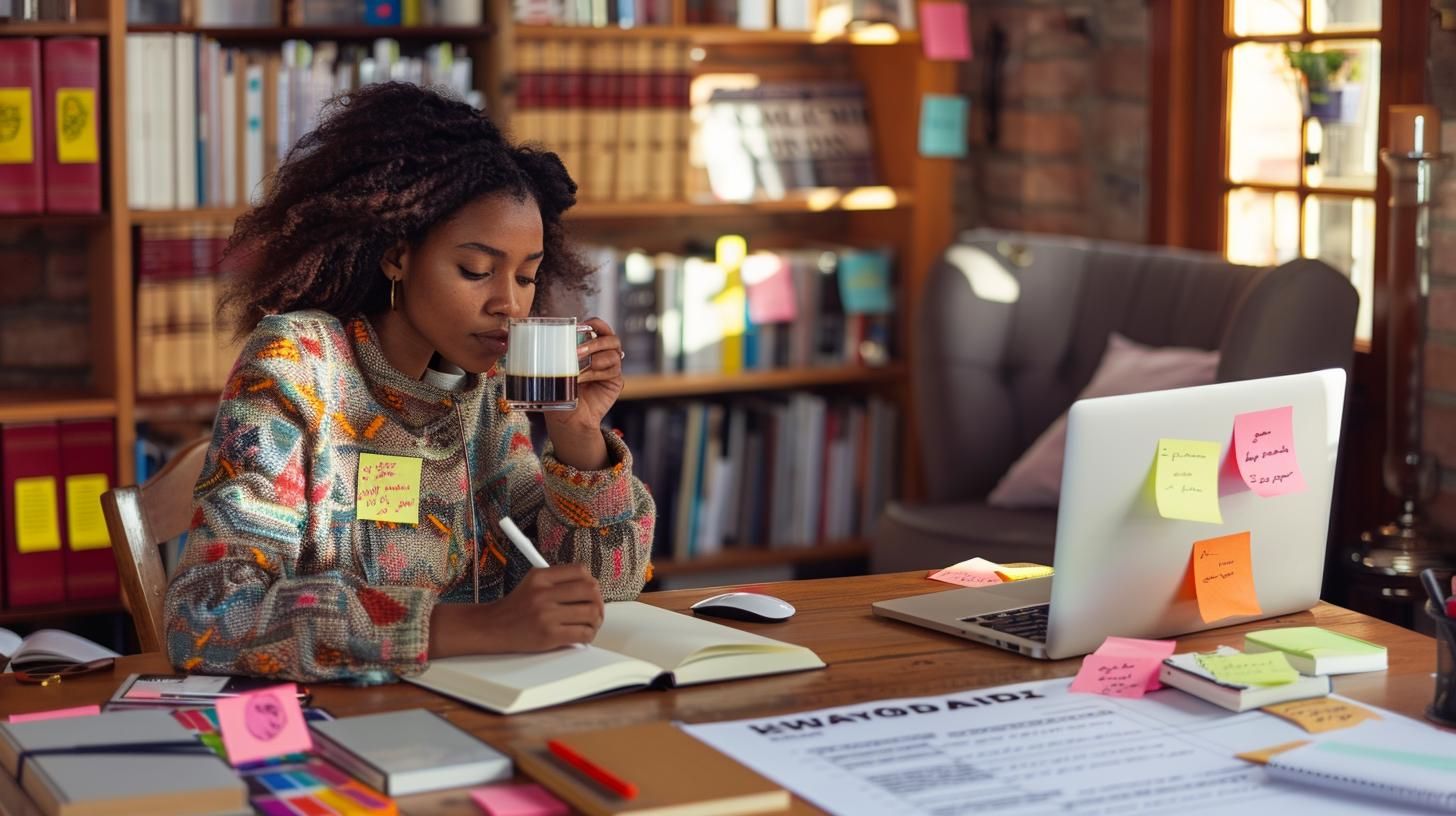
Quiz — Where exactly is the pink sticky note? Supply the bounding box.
[1068,654,1161,698]
[1095,636,1176,690]
[928,557,1004,587]
[471,783,569,816]
[8,704,101,723]
[920,2,973,61]
[743,254,798,324]
[1233,406,1306,497]
[214,683,312,767]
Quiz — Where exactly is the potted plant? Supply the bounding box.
[1284,46,1358,123]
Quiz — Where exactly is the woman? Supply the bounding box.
[163,83,656,684]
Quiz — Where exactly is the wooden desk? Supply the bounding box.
[0,572,1442,815]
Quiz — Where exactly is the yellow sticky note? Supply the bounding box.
[356,453,422,525]
[995,563,1054,581]
[65,473,111,551]
[14,476,61,553]
[1236,740,1310,765]
[1262,698,1380,734]
[55,88,98,164]
[1192,530,1263,623]
[1196,651,1300,686]
[0,88,36,164]
[1155,438,1223,523]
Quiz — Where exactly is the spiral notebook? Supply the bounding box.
[1240,732,1456,812]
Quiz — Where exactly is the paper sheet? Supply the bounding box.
[1233,406,1307,497]
[355,453,422,524]
[1192,531,1263,623]
[1155,438,1223,523]
[681,677,1453,816]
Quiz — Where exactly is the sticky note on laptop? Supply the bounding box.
[1233,406,1306,497]
[928,557,1003,587]
[1191,530,1262,623]
[1155,438,1223,523]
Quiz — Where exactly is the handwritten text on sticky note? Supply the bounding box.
[356,453,422,524]
[1155,439,1223,523]
[919,94,969,158]
[1096,636,1176,690]
[920,2,972,61]
[1191,531,1262,623]
[928,556,1003,587]
[215,684,312,767]
[1196,651,1299,686]
[1233,406,1307,497]
[1069,654,1161,698]
[1262,698,1380,734]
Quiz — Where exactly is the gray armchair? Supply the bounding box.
[870,228,1359,573]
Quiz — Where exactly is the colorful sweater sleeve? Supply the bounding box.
[500,413,656,600]
[163,316,435,684]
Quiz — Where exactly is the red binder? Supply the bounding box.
[59,419,118,602]
[0,38,45,214]
[41,37,101,213]
[1,422,66,608]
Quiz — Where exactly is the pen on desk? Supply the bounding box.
[499,516,550,568]
[546,738,638,800]
[1421,568,1447,617]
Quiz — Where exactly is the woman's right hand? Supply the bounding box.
[428,565,604,658]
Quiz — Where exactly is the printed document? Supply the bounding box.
[681,676,1454,815]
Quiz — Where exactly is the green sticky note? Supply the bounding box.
[1246,627,1386,658]
[1154,438,1223,523]
[1196,651,1300,686]
[919,94,968,158]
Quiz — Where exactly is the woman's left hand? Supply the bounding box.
[542,317,623,470]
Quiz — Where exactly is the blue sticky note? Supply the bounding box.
[919,94,969,158]
[837,250,894,315]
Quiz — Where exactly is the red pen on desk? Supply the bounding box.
[546,738,639,800]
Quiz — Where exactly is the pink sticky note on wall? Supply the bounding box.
[1068,654,1161,698]
[471,783,570,816]
[1233,405,1306,497]
[214,683,312,767]
[928,556,1003,587]
[8,704,100,723]
[920,2,973,61]
[743,254,798,324]
[1095,636,1176,690]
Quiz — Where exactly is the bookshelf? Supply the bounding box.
[3,0,956,583]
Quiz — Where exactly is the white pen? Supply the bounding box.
[499,516,550,568]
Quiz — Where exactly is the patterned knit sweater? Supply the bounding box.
[163,310,656,684]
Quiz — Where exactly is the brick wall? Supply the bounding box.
[953,0,1149,242]
[1425,23,1456,531]
[0,228,93,391]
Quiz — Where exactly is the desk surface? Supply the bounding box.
[0,572,1441,815]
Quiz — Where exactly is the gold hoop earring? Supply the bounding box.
[390,278,398,311]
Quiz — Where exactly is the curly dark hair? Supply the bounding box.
[220,82,592,335]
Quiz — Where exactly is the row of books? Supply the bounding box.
[135,224,242,396]
[0,38,102,215]
[569,243,895,376]
[514,0,917,31]
[612,394,897,559]
[0,0,73,20]
[513,38,689,202]
[0,419,120,609]
[127,0,486,25]
[126,33,482,211]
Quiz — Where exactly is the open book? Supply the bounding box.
[0,627,118,673]
[407,602,824,714]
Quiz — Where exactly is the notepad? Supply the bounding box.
[1243,627,1388,676]
[1241,734,1456,813]
[309,709,511,795]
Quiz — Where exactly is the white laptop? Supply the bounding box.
[872,369,1345,660]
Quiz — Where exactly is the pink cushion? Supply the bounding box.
[986,333,1221,509]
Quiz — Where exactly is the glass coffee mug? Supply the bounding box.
[504,317,595,411]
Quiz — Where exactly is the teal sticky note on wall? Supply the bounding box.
[919,94,969,158]
[837,249,894,315]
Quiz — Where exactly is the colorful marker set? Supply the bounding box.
[246,759,398,816]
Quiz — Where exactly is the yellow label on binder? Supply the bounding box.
[55,88,98,164]
[15,476,61,553]
[65,473,111,551]
[0,87,35,164]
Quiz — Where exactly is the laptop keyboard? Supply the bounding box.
[961,604,1049,643]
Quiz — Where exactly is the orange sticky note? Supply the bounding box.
[928,557,1003,587]
[1262,698,1381,734]
[1191,531,1262,623]
[1233,406,1307,497]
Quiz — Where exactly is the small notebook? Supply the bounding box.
[513,722,789,816]
[309,709,512,796]
[1243,627,1388,676]
[408,602,824,715]
[0,709,249,816]
[1158,647,1331,712]
[109,673,311,709]
[1240,734,1456,812]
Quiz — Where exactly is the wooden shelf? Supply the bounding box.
[0,19,110,36]
[126,23,495,40]
[0,213,109,227]
[651,540,868,578]
[571,187,912,219]
[515,23,916,45]
[0,599,123,627]
[620,365,903,400]
[0,394,116,424]
[130,206,248,225]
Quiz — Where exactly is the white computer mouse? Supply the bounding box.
[690,592,796,623]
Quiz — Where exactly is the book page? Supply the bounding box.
[9,629,118,669]
[595,602,823,684]
[410,645,662,715]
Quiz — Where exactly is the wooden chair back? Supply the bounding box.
[101,437,211,654]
